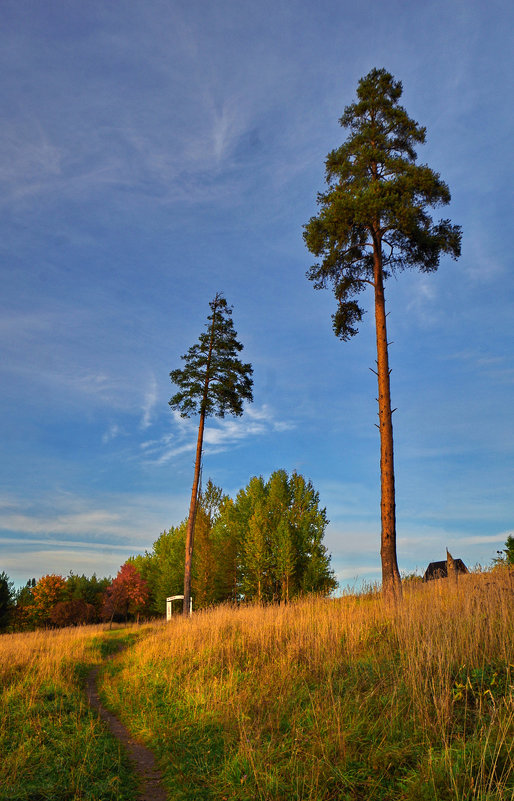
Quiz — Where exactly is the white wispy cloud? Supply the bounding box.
[102,423,121,444]
[336,565,382,582]
[0,488,189,583]
[0,550,121,580]
[0,491,186,542]
[0,1,330,215]
[0,120,63,195]
[459,530,513,546]
[141,374,158,429]
[404,278,440,327]
[0,536,144,552]
[142,404,294,466]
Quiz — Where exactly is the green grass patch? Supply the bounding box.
[0,628,140,801]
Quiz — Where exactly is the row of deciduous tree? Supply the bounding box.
[0,469,335,629]
[0,564,149,631]
[130,470,336,614]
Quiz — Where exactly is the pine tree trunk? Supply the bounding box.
[373,252,402,601]
[183,409,205,615]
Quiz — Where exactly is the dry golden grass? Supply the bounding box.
[0,624,138,800]
[102,569,513,800]
[0,623,103,682]
[2,571,512,799]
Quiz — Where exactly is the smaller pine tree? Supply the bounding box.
[169,294,253,614]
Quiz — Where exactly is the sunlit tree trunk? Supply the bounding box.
[183,409,206,615]
[373,243,402,601]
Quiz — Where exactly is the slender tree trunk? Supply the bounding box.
[183,409,206,615]
[373,248,402,601]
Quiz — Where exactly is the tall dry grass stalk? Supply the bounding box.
[102,569,513,800]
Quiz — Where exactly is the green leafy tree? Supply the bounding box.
[191,506,215,608]
[274,519,294,602]
[146,525,186,614]
[130,471,335,611]
[192,481,227,608]
[13,579,36,630]
[210,496,241,603]
[219,470,336,602]
[0,571,15,631]
[303,68,461,600]
[242,477,270,602]
[267,470,293,601]
[287,472,335,595]
[169,293,253,614]
[65,572,110,615]
[128,482,227,615]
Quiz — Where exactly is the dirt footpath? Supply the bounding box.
[86,665,167,801]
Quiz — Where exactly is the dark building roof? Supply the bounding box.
[423,559,468,581]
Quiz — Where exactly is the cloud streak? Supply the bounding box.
[141,374,158,429]
[0,490,186,542]
[142,404,294,466]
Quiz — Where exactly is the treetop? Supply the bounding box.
[169,293,253,419]
[303,67,462,340]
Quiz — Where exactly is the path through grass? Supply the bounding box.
[101,571,513,801]
[0,626,141,800]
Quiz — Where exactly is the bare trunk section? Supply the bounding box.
[373,249,402,601]
[182,409,205,615]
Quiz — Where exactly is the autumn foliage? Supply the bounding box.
[49,598,96,627]
[101,562,149,623]
[30,574,67,625]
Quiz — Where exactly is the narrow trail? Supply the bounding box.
[86,656,167,801]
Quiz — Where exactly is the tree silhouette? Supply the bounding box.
[0,572,15,631]
[169,293,253,614]
[304,68,461,599]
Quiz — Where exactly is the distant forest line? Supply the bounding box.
[1,469,337,631]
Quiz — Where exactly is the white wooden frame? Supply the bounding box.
[166,594,192,619]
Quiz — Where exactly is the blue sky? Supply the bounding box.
[1,0,512,592]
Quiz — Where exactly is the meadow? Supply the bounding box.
[104,569,512,800]
[1,569,512,800]
[0,624,140,800]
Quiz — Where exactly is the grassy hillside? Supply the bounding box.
[0,625,139,800]
[1,570,512,800]
[100,570,513,801]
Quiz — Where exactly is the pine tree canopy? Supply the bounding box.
[303,67,462,340]
[169,293,253,418]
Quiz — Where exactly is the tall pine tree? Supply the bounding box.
[169,293,253,614]
[304,69,461,600]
